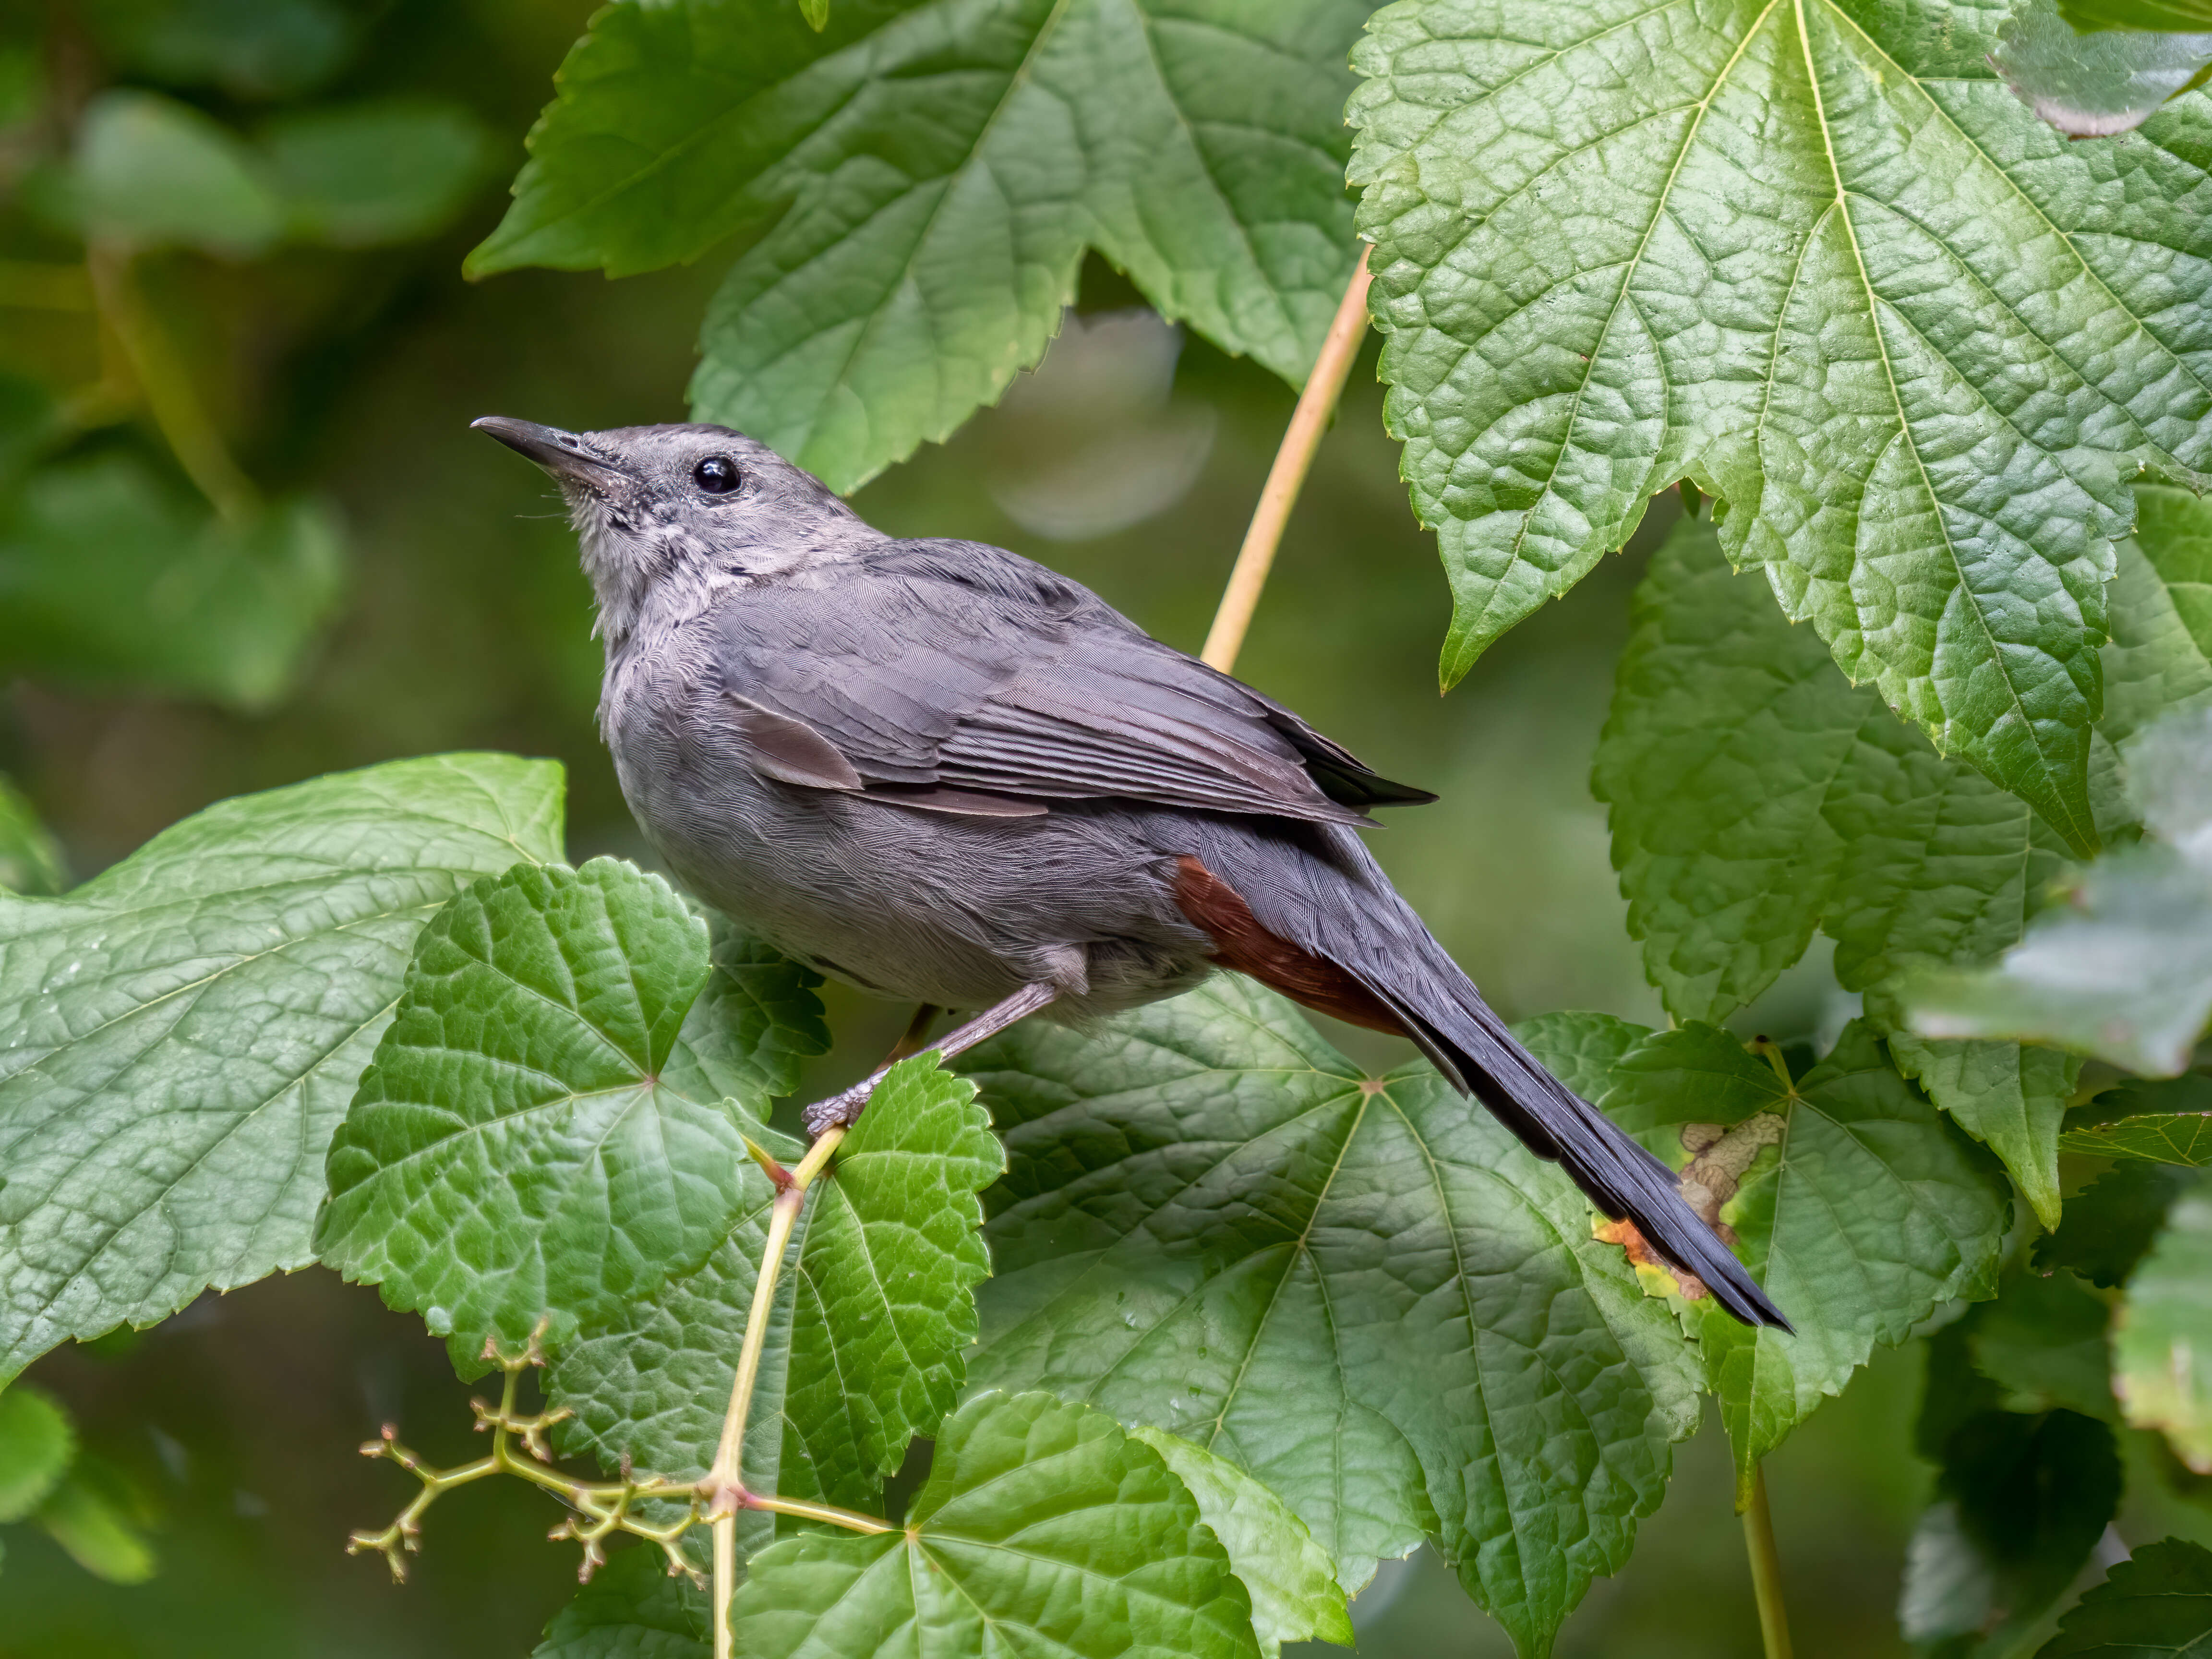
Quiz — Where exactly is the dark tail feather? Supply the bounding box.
[1182,817,1791,1332]
[1365,976,1791,1332]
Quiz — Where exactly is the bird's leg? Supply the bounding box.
[802,983,1058,1136]
[882,1003,941,1065]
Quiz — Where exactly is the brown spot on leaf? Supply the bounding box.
[1595,1113,1787,1302]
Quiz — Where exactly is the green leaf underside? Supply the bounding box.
[317,858,797,1373]
[0,1384,74,1522]
[2062,1074,2212,1164]
[1516,1016,2011,1504]
[1130,1427,1355,1658]
[0,754,563,1388]
[1911,705,2212,1075]
[1596,521,2084,1220]
[471,0,1369,494]
[963,976,1702,1657]
[729,1391,1261,1659]
[534,1542,709,1659]
[1351,0,2212,845]
[551,1055,998,1522]
[1993,0,2212,139]
[2033,1537,2212,1659]
[2116,1182,2212,1472]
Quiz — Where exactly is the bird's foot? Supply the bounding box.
[802,1077,876,1138]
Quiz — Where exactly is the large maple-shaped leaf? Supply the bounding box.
[0,754,564,1387]
[730,1391,1262,1659]
[961,976,1702,1658]
[549,1055,999,1526]
[1597,521,2088,1222]
[1350,0,2212,847]
[470,0,1369,493]
[1518,1015,2011,1506]
[317,858,824,1373]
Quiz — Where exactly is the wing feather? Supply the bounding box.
[709,539,1427,823]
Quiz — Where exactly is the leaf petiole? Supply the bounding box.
[704,1122,848,1659]
[1742,1465,1793,1659]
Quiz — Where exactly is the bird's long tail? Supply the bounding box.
[1176,816,1791,1332]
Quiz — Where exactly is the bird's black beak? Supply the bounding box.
[471,416,631,493]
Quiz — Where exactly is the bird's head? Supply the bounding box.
[471,417,877,641]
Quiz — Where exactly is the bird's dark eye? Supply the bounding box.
[693,456,740,494]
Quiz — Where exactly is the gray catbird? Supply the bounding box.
[475,415,1788,1331]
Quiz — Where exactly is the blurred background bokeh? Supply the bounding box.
[2,3,2206,1656]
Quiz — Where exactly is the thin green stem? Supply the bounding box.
[1742,1465,1793,1659]
[740,1491,897,1536]
[1747,1036,1795,1093]
[706,1123,847,1659]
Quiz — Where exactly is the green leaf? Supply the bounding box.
[1351,2,2212,845]
[1880,1013,2081,1235]
[0,753,564,1387]
[2032,1536,2212,1658]
[1130,1427,1355,1659]
[471,0,1369,493]
[35,1456,156,1584]
[69,89,282,254]
[660,922,828,1109]
[1592,521,1864,1025]
[80,0,354,100]
[2061,1075,2212,1164]
[0,776,64,897]
[2139,483,2212,661]
[785,1057,1001,1502]
[1900,1409,2122,1650]
[1912,706,2212,1074]
[535,1543,708,1659]
[0,457,346,711]
[1994,0,2212,137]
[2101,518,2212,753]
[729,1391,1261,1659]
[0,1384,74,1522]
[2035,1162,2201,1287]
[1598,521,2082,1220]
[799,0,830,26]
[548,1168,795,1572]
[2116,1178,2212,1471]
[318,858,775,1372]
[1971,1271,2119,1421]
[263,100,495,248]
[1519,1017,2011,1507]
[551,1056,998,1517]
[966,977,1701,1655]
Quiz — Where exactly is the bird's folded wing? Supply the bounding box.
[711,546,1422,824]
